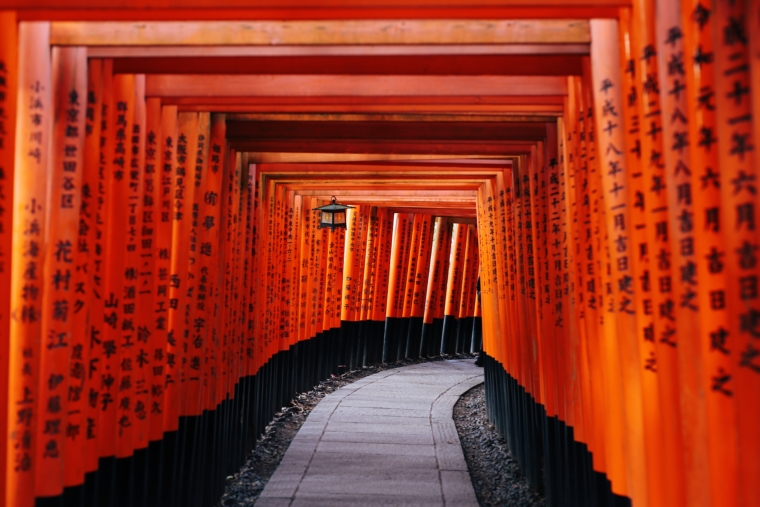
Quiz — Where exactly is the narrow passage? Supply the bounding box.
[257,360,483,507]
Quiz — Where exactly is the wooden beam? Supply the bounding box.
[51,19,589,45]
[177,103,565,114]
[233,139,535,155]
[89,43,590,57]
[260,177,504,183]
[387,207,477,218]
[163,94,566,105]
[298,198,476,208]
[17,7,623,23]
[280,182,484,190]
[294,197,477,205]
[247,153,505,163]
[273,177,495,185]
[166,95,565,114]
[257,164,509,177]
[226,113,557,122]
[391,158,514,165]
[145,75,568,97]
[290,189,477,196]
[226,120,548,140]
[257,165,507,178]
[113,54,584,76]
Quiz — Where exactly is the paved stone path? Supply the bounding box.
[257,360,484,507]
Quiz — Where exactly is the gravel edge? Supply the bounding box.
[453,383,546,507]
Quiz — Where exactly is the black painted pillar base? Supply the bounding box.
[370,320,384,364]
[357,320,368,367]
[382,317,400,362]
[471,316,483,352]
[483,354,632,507]
[419,321,435,357]
[338,323,349,372]
[396,317,410,359]
[341,320,360,370]
[456,316,474,353]
[405,316,424,359]
[440,315,458,354]
[432,318,443,356]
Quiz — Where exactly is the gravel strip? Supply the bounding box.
[453,383,546,507]
[216,354,476,507]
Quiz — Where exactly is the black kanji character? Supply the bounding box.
[739,343,760,373]
[710,368,732,396]
[709,327,729,354]
[732,170,756,195]
[692,3,710,30]
[723,16,747,46]
[737,241,759,270]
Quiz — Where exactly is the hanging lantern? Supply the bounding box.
[313,196,354,230]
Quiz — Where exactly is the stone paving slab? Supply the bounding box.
[303,452,440,471]
[321,421,434,435]
[258,359,483,506]
[320,429,435,445]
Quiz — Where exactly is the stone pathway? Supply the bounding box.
[256,360,484,507]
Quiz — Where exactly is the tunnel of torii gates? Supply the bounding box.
[0,1,759,507]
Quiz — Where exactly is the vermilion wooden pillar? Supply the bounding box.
[631,0,680,502]
[339,205,358,368]
[130,96,159,498]
[713,3,760,506]
[382,213,406,362]
[319,209,334,375]
[531,137,549,417]
[473,191,488,356]
[521,151,536,413]
[406,214,432,359]
[156,104,177,437]
[116,73,145,462]
[589,18,637,503]
[0,13,16,505]
[37,45,87,498]
[142,100,167,505]
[185,112,210,417]
[421,216,445,357]
[398,213,420,359]
[332,224,346,371]
[614,16,659,487]
[528,140,548,418]
[7,22,50,507]
[441,222,465,354]
[358,207,377,364]
[296,196,311,346]
[456,224,476,354]
[435,218,452,354]
[351,205,368,367]
[573,81,602,478]
[79,58,104,485]
[166,111,197,435]
[369,208,391,363]
[202,114,225,410]
[246,158,259,379]
[285,190,299,357]
[681,1,734,503]
[316,202,330,351]
[745,1,760,499]
[655,1,703,505]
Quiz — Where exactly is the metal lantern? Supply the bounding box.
[313,196,354,230]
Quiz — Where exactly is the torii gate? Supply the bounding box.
[0,1,758,507]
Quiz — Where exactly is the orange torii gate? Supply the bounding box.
[0,4,759,507]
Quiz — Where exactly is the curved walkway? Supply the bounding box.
[256,360,484,507]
